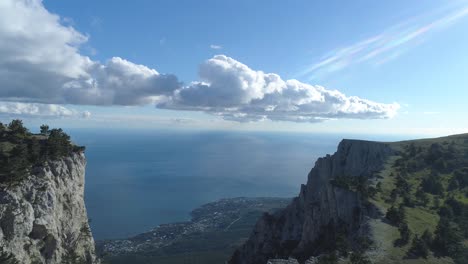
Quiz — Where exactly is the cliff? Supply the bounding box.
[229,139,394,264]
[0,152,99,264]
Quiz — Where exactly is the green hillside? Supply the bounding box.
[368,134,468,264]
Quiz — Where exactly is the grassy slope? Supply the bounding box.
[368,134,468,264]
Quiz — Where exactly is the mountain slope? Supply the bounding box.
[230,135,468,264]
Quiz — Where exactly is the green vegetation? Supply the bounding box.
[371,135,468,264]
[330,175,377,199]
[0,119,85,183]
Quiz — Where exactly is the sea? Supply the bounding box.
[70,130,408,240]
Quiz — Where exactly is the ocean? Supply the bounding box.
[71,130,405,240]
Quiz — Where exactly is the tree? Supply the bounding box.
[397,222,411,246]
[40,124,50,136]
[388,188,399,204]
[396,174,411,194]
[8,119,28,136]
[7,144,29,180]
[421,229,433,245]
[385,206,400,225]
[28,138,41,164]
[454,169,468,188]
[415,188,430,206]
[376,182,382,193]
[47,128,71,159]
[408,235,429,258]
[433,196,441,209]
[386,205,406,226]
[398,204,407,222]
[403,194,415,207]
[421,174,444,195]
[367,186,377,199]
[438,206,454,219]
[448,178,460,191]
[433,217,463,256]
[407,143,417,157]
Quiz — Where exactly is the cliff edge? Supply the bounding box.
[0,120,99,264]
[229,139,394,264]
[0,152,99,264]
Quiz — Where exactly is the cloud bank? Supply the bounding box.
[0,102,90,118]
[161,55,399,122]
[0,0,399,122]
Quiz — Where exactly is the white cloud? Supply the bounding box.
[210,44,222,50]
[0,0,399,123]
[0,0,180,106]
[63,57,180,105]
[82,111,92,118]
[0,102,89,118]
[161,55,399,122]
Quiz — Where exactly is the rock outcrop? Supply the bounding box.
[230,139,394,264]
[0,152,99,264]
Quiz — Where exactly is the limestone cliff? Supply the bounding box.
[229,139,394,264]
[0,152,99,264]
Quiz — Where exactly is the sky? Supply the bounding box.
[1,0,468,136]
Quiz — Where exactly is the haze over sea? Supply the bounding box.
[71,130,408,240]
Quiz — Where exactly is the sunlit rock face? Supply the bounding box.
[230,140,393,264]
[0,153,99,264]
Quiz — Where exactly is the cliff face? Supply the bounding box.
[230,140,394,264]
[0,152,99,264]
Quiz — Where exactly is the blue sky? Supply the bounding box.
[1,0,468,136]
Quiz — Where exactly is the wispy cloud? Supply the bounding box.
[210,44,222,50]
[298,4,468,79]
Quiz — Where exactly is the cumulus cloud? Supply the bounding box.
[0,0,399,123]
[0,0,180,106]
[161,55,399,122]
[0,102,89,118]
[63,57,180,105]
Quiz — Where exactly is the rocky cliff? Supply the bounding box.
[0,152,99,264]
[229,139,394,264]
